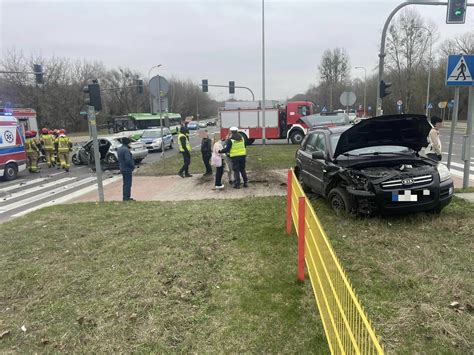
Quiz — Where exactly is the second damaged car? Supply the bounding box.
[295,114,453,215]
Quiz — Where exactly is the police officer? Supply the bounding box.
[219,127,248,189]
[25,130,40,173]
[177,126,193,178]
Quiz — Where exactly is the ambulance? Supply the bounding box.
[0,116,27,180]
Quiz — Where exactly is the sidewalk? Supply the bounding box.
[72,170,288,203]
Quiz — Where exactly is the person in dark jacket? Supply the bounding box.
[117,137,135,201]
[178,126,193,178]
[201,130,213,176]
[219,127,248,189]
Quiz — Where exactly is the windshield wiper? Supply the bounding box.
[341,152,360,157]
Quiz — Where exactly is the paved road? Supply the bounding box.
[0,127,219,223]
[439,128,474,181]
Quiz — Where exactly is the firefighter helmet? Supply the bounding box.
[48,130,54,135]
[59,129,66,135]
[31,130,37,137]
[41,128,49,134]
[25,130,33,138]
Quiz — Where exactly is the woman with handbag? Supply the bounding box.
[211,133,225,189]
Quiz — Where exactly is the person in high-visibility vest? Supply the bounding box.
[219,127,248,189]
[40,128,55,167]
[25,130,40,173]
[177,126,193,178]
[53,129,61,168]
[55,129,72,172]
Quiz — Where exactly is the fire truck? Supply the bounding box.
[219,100,315,144]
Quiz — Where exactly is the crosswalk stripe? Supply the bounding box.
[447,167,474,181]
[447,161,474,170]
[0,177,76,202]
[0,178,47,193]
[11,176,121,218]
[0,177,97,214]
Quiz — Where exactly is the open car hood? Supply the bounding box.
[333,114,431,158]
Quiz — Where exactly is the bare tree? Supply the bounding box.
[439,31,474,55]
[318,48,350,110]
[386,9,437,112]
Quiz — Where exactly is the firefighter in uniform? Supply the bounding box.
[53,129,60,167]
[55,129,72,172]
[40,128,55,167]
[25,130,40,173]
[177,126,193,178]
[219,127,248,189]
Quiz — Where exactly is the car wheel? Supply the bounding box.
[106,153,118,164]
[297,168,311,193]
[328,187,354,213]
[290,130,304,145]
[3,163,18,181]
[72,153,81,166]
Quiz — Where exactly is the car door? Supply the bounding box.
[163,128,172,147]
[298,133,319,190]
[310,133,329,194]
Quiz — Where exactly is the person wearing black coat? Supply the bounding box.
[117,137,135,201]
[201,130,213,176]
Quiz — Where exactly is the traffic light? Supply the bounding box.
[33,64,43,84]
[446,0,467,24]
[229,81,235,94]
[136,79,144,94]
[379,80,392,99]
[202,79,208,92]
[83,80,102,112]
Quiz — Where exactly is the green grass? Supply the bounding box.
[309,195,474,354]
[138,145,298,176]
[0,197,327,353]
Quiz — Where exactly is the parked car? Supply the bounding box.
[72,136,148,167]
[187,121,199,130]
[295,114,453,215]
[139,128,174,152]
[198,121,207,129]
[300,112,351,128]
[206,120,216,126]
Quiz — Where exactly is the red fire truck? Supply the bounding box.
[219,100,315,144]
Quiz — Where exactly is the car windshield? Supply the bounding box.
[330,134,413,156]
[141,130,163,138]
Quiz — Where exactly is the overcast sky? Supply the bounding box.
[1,0,473,101]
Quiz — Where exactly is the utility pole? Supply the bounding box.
[262,0,266,145]
[355,66,367,116]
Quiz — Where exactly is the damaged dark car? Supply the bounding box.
[295,114,454,215]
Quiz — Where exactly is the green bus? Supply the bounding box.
[108,112,182,139]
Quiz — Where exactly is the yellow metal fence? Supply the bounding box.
[286,169,384,355]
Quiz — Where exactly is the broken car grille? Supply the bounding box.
[380,174,433,189]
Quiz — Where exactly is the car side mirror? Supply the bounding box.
[312,151,326,160]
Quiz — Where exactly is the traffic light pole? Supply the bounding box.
[376,1,463,116]
[198,84,255,101]
[87,105,105,203]
[463,87,473,189]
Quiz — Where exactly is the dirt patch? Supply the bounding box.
[72,170,289,203]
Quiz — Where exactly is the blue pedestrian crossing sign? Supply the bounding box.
[321,106,327,113]
[446,55,474,86]
[427,103,433,109]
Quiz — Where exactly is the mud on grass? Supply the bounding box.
[0,197,327,353]
[138,145,299,176]
[310,195,474,354]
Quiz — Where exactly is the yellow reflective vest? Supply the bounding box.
[25,138,38,153]
[178,133,191,152]
[41,134,54,149]
[229,138,246,157]
[56,136,71,153]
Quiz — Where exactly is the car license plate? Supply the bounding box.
[392,189,430,202]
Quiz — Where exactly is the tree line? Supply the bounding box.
[292,9,474,120]
[0,50,221,132]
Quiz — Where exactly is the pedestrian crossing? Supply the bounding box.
[0,174,120,222]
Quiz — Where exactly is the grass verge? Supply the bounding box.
[138,145,298,176]
[309,195,473,353]
[0,197,327,353]
[454,187,474,193]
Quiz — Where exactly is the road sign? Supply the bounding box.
[448,100,455,110]
[438,101,448,109]
[340,91,356,106]
[321,106,327,113]
[397,100,403,106]
[427,103,433,109]
[446,55,474,86]
[149,75,169,114]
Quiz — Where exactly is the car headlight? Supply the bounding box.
[153,139,162,144]
[437,163,451,182]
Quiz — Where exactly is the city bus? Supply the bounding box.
[108,112,182,139]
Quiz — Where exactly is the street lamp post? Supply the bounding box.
[262,0,266,146]
[355,66,367,117]
[415,26,433,117]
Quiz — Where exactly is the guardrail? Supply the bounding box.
[286,169,384,354]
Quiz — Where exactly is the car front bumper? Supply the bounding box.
[131,148,148,160]
[347,176,454,215]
